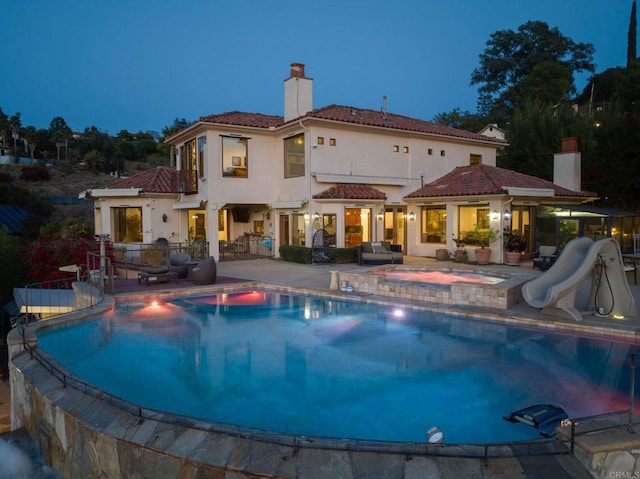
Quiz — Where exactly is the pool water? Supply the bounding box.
[36,290,637,444]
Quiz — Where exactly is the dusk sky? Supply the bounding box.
[1,0,633,135]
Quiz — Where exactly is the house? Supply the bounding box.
[478,123,506,141]
[85,63,616,263]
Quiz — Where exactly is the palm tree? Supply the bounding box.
[49,116,72,161]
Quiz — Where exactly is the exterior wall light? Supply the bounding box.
[408,211,416,221]
[162,213,168,223]
[377,209,384,221]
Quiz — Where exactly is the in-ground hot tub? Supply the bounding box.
[339,265,528,309]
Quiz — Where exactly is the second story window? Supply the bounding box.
[284,133,305,178]
[185,139,197,172]
[222,136,248,178]
[470,154,482,165]
[197,136,206,178]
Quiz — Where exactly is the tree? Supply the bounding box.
[23,125,38,159]
[499,101,594,180]
[471,21,595,120]
[629,0,637,67]
[0,108,9,146]
[8,113,21,148]
[432,108,488,132]
[49,116,72,161]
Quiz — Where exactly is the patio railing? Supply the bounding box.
[13,251,109,327]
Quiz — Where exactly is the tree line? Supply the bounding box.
[0,113,191,173]
[434,2,640,212]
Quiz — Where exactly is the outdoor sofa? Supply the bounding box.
[357,241,403,266]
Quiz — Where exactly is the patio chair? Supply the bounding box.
[532,245,558,271]
[312,228,331,265]
[192,256,217,285]
[167,253,192,279]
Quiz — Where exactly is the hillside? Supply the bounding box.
[3,162,151,198]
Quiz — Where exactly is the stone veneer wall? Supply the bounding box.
[9,352,536,479]
[339,268,523,310]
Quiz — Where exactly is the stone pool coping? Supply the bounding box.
[8,280,639,478]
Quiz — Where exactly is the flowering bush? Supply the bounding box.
[23,235,99,282]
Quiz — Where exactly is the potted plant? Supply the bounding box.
[452,234,467,262]
[435,247,450,261]
[113,244,127,262]
[504,231,526,265]
[466,226,499,265]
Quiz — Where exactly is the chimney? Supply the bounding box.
[289,63,306,78]
[284,62,313,122]
[553,137,581,191]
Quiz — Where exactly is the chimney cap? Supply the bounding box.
[561,137,579,153]
[289,62,306,78]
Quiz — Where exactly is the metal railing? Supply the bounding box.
[111,240,210,270]
[219,234,274,261]
[12,252,109,327]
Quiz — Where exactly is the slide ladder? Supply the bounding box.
[522,237,636,321]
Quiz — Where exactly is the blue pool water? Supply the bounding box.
[36,290,638,444]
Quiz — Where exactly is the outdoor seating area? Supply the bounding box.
[137,269,178,286]
[532,245,557,271]
[357,241,403,265]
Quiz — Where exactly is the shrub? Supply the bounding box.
[327,247,358,264]
[278,245,358,264]
[278,245,312,264]
[19,165,50,182]
[0,172,13,183]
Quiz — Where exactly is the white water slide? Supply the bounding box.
[522,237,637,321]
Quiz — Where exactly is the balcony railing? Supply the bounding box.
[174,169,198,194]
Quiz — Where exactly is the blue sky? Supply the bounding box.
[0,0,633,134]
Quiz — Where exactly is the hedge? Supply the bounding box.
[278,245,358,264]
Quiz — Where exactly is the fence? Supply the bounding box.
[12,252,108,327]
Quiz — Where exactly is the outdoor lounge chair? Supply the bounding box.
[532,245,557,271]
[167,253,192,279]
[192,256,217,284]
[312,229,331,265]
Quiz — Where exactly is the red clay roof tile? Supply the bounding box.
[405,164,595,199]
[195,106,505,145]
[313,183,387,200]
[199,111,284,129]
[101,166,178,194]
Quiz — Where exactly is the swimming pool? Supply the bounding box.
[36,290,637,445]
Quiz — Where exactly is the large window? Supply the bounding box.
[458,205,489,244]
[184,139,196,172]
[284,133,305,178]
[344,207,371,247]
[197,136,206,178]
[323,214,337,247]
[222,136,248,178]
[292,213,306,246]
[113,207,142,242]
[420,206,446,244]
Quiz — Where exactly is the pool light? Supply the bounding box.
[392,308,405,318]
[426,426,444,443]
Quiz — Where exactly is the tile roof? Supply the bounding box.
[199,111,284,129]
[195,106,505,145]
[300,105,506,144]
[405,164,596,199]
[100,166,178,194]
[313,183,387,200]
